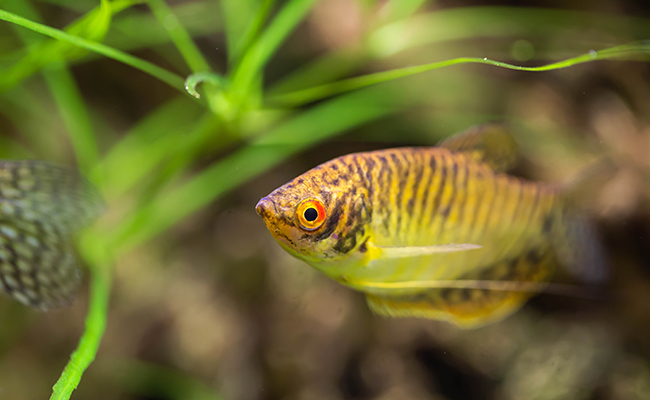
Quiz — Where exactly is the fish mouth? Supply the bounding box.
[255,196,284,238]
[255,197,275,218]
[256,196,303,256]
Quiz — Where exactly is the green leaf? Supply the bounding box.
[0,8,187,93]
[367,6,650,58]
[229,0,319,112]
[93,97,205,197]
[267,41,650,107]
[224,0,276,67]
[3,0,100,171]
[105,1,221,51]
[0,0,115,91]
[42,64,100,172]
[377,0,428,24]
[145,0,211,73]
[221,0,263,65]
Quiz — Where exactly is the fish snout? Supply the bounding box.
[255,197,274,218]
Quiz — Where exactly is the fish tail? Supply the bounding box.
[551,159,615,283]
[552,210,608,284]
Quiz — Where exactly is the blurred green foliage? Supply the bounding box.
[0,0,649,399]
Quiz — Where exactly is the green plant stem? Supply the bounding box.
[267,41,650,107]
[0,8,187,93]
[50,243,112,400]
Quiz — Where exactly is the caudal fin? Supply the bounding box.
[552,213,608,284]
[553,158,614,284]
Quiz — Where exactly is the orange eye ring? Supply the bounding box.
[296,198,326,231]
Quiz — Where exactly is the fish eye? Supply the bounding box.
[304,207,318,222]
[296,199,326,231]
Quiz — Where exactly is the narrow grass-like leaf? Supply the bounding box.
[271,6,650,96]
[221,0,262,65]
[0,88,64,158]
[105,1,221,51]
[145,0,211,73]
[0,0,115,91]
[369,6,650,58]
[377,0,428,24]
[0,0,143,66]
[0,9,187,93]
[33,0,143,13]
[33,0,104,12]
[3,0,99,169]
[93,97,205,197]
[43,64,100,172]
[133,114,221,207]
[229,0,319,109]
[267,41,650,107]
[229,0,276,67]
[268,47,370,96]
[144,0,225,115]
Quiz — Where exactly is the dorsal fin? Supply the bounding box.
[438,124,519,172]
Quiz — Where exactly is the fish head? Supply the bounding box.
[256,162,371,272]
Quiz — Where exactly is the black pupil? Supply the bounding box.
[304,207,319,222]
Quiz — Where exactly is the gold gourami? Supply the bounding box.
[0,161,104,310]
[256,125,605,328]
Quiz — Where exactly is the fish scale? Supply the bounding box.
[257,124,604,328]
[356,149,555,285]
[0,161,104,310]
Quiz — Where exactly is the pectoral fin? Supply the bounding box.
[376,243,482,259]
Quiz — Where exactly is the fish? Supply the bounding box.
[0,160,104,310]
[255,124,607,328]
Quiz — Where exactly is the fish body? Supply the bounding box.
[256,125,600,328]
[0,161,104,310]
